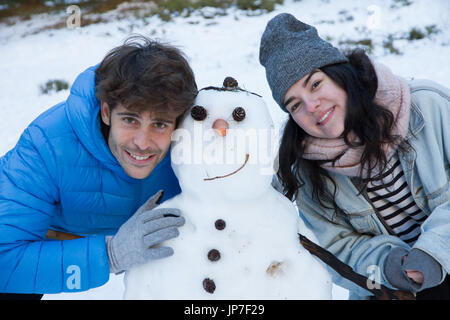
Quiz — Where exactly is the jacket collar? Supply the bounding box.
[405,96,425,141]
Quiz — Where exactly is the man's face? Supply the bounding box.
[101,102,177,179]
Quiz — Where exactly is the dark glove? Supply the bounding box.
[403,248,443,291]
[384,247,443,292]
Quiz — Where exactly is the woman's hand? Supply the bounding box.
[402,255,424,284]
[405,270,424,284]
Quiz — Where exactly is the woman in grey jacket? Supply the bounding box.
[259,13,449,299]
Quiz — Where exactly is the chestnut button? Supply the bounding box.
[203,278,216,294]
[207,249,221,262]
[215,219,226,230]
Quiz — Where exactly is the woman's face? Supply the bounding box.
[283,69,348,139]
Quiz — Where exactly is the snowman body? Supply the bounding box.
[124,80,332,299]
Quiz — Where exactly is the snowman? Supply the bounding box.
[124,77,332,299]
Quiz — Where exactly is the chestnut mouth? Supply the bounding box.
[204,154,250,181]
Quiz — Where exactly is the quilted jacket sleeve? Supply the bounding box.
[0,125,109,294]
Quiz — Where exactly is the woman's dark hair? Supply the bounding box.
[95,35,197,119]
[277,49,410,213]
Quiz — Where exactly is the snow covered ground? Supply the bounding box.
[1,0,449,300]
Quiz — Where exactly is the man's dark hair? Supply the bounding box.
[95,35,197,119]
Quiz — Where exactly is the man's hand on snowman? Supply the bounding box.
[105,190,185,274]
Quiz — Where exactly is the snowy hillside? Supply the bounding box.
[0,0,449,300]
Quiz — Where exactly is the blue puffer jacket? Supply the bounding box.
[0,66,181,294]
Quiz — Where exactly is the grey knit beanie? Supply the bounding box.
[259,13,348,112]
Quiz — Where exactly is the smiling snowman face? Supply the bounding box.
[171,78,276,201]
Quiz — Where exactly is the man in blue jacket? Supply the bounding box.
[0,35,198,299]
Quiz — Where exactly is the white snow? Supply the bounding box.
[1,0,449,300]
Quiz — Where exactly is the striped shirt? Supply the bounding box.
[364,153,428,245]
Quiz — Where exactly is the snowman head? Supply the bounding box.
[171,77,277,201]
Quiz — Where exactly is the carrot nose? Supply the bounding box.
[212,119,229,137]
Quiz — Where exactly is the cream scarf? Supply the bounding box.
[302,62,411,178]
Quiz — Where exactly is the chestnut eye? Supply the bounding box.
[232,107,246,122]
[191,105,207,121]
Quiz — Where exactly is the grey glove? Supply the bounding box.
[384,247,443,292]
[106,190,185,274]
[403,248,443,291]
[384,247,411,291]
